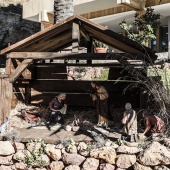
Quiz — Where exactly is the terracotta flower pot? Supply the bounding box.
[94,47,107,53]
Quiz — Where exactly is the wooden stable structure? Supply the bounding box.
[0,16,157,123]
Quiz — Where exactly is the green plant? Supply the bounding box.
[116,139,124,146]
[93,39,108,48]
[93,69,109,80]
[119,7,161,46]
[16,139,48,167]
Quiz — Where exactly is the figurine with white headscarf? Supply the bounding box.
[122,103,137,137]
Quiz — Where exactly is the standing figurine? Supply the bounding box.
[122,103,137,141]
[90,81,109,128]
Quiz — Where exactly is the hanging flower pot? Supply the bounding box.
[94,47,108,53]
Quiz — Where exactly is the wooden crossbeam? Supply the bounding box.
[9,59,33,83]
[33,62,142,67]
[7,52,151,61]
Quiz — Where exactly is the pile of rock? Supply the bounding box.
[67,67,104,80]
[1,139,170,170]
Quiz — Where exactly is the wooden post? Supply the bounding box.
[72,22,80,63]
[5,58,11,75]
[87,37,92,65]
[0,77,12,124]
[72,22,80,53]
[156,27,160,52]
[25,84,31,105]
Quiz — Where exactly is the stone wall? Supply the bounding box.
[1,137,170,169]
[0,0,29,7]
[0,4,40,51]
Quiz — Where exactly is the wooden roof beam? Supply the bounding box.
[7,52,151,61]
[9,59,33,83]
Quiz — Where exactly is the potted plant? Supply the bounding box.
[93,39,108,53]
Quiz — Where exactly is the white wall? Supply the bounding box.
[23,0,54,22]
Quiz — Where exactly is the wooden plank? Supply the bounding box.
[0,79,2,124]
[9,59,33,83]
[0,16,75,55]
[31,66,67,79]
[10,59,32,80]
[34,63,124,67]
[146,0,170,6]
[7,52,149,61]
[19,29,72,52]
[5,58,11,75]
[29,80,140,107]
[0,78,12,123]
[80,27,91,41]
[72,22,80,53]
[31,80,130,92]
[0,75,9,78]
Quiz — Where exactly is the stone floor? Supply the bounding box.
[15,125,122,144]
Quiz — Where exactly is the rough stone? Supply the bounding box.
[90,147,116,164]
[13,142,25,151]
[45,144,61,161]
[0,155,13,165]
[79,150,90,157]
[104,140,112,147]
[67,145,77,154]
[0,141,15,156]
[116,154,136,169]
[117,145,142,154]
[50,161,64,170]
[14,162,27,170]
[133,162,152,170]
[77,142,87,151]
[64,165,80,170]
[0,165,12,170]
[62,153,86,166]
[65,125,72,131]
[138,141,170,166]
[13,150,31,161]
[161,138,170,149]
[82,158,99,170]
[37,154,50,166]
[154,165,170,170]
[99,163,115,170]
